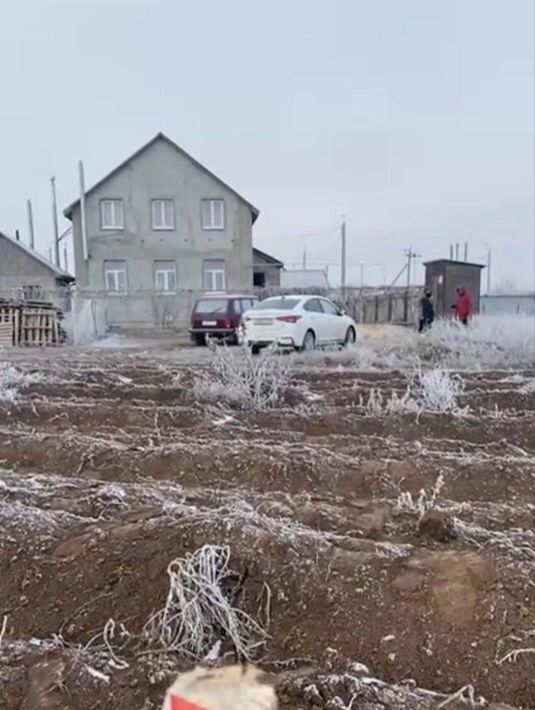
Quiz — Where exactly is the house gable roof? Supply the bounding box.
[63,132,260,222]
[252,247,283,267]
[0,231,74,281]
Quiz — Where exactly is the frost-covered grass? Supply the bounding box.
[419,315,535,370]
[0,363,43,402]
[303,315,534,372]
[192,345,292,410]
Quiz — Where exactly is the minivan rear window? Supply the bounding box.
[194,299,228,314]
[253,297,301,311]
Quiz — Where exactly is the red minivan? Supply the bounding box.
[189,295,258,345]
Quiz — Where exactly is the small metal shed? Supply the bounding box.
[424,259,485,317]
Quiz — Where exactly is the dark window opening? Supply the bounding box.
[253,272,266,287]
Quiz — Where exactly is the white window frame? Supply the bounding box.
[104,262,127,294]
[151,199,175,231]
[100,199,124,230]
[154,261,177,294]
[203,260,226,291]
[201,199,225,230]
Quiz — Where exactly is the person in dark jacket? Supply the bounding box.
[418,289,435,332]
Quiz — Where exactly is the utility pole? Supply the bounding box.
[455,242,459,260]
[340,219,347,298]
[404,247,420,290]
[487,249,492,294]
[50,176,60,267]
[464,241,468,261]
[449,244,454,259]
[302,247,307,271]
[64,245,69,272]
[27,199,35,250]
[403,247,420,324]
[360,263,364,288]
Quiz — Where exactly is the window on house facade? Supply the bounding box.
[203,260,226,291]
[154,260,177,293]
[104,260,127,293]
[151,199,175,230]
[201,199,225,230]
[100,200,124,230]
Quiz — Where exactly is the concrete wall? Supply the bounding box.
[481,294,535,316]
[70,137,254,329]
[0,235,60,302]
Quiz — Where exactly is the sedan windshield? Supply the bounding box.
[252,297,301,311]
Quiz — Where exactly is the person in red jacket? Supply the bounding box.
[453,286,473,325]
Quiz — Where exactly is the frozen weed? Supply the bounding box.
[360,368,466,416]
[415,367,466,413]
[360,387,419,417]
[395,474,445,520]
[192,345,292,411]
[143,545,267,661]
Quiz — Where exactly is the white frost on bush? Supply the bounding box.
[193,345,292,410]
[416,367,465,413]
[420,315,535,370]
[0,363,43,402]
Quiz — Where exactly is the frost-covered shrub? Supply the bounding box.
[0,363,42,402]
[193,345,292,410]
[420,315,535,370]
[416,368,465,413]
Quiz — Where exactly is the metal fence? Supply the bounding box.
[1,284,424,345]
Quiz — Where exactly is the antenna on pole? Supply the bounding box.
[50,176,60,267]
[27,199,35,250]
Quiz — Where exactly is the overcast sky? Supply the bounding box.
[1,0,533,288]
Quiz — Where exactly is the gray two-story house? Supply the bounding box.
[64,132,260,332]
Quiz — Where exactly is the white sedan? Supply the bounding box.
[243,295,357,353]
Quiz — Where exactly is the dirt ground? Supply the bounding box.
[0,340,534,709]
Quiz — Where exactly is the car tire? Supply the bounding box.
[194,334,206,346]
[301,330,316,352]
[344,327,356,347]
[251,344,261,355]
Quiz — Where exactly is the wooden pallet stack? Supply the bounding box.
[0,299,65,347]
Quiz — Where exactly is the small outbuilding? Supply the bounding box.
[424,259,485,317]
